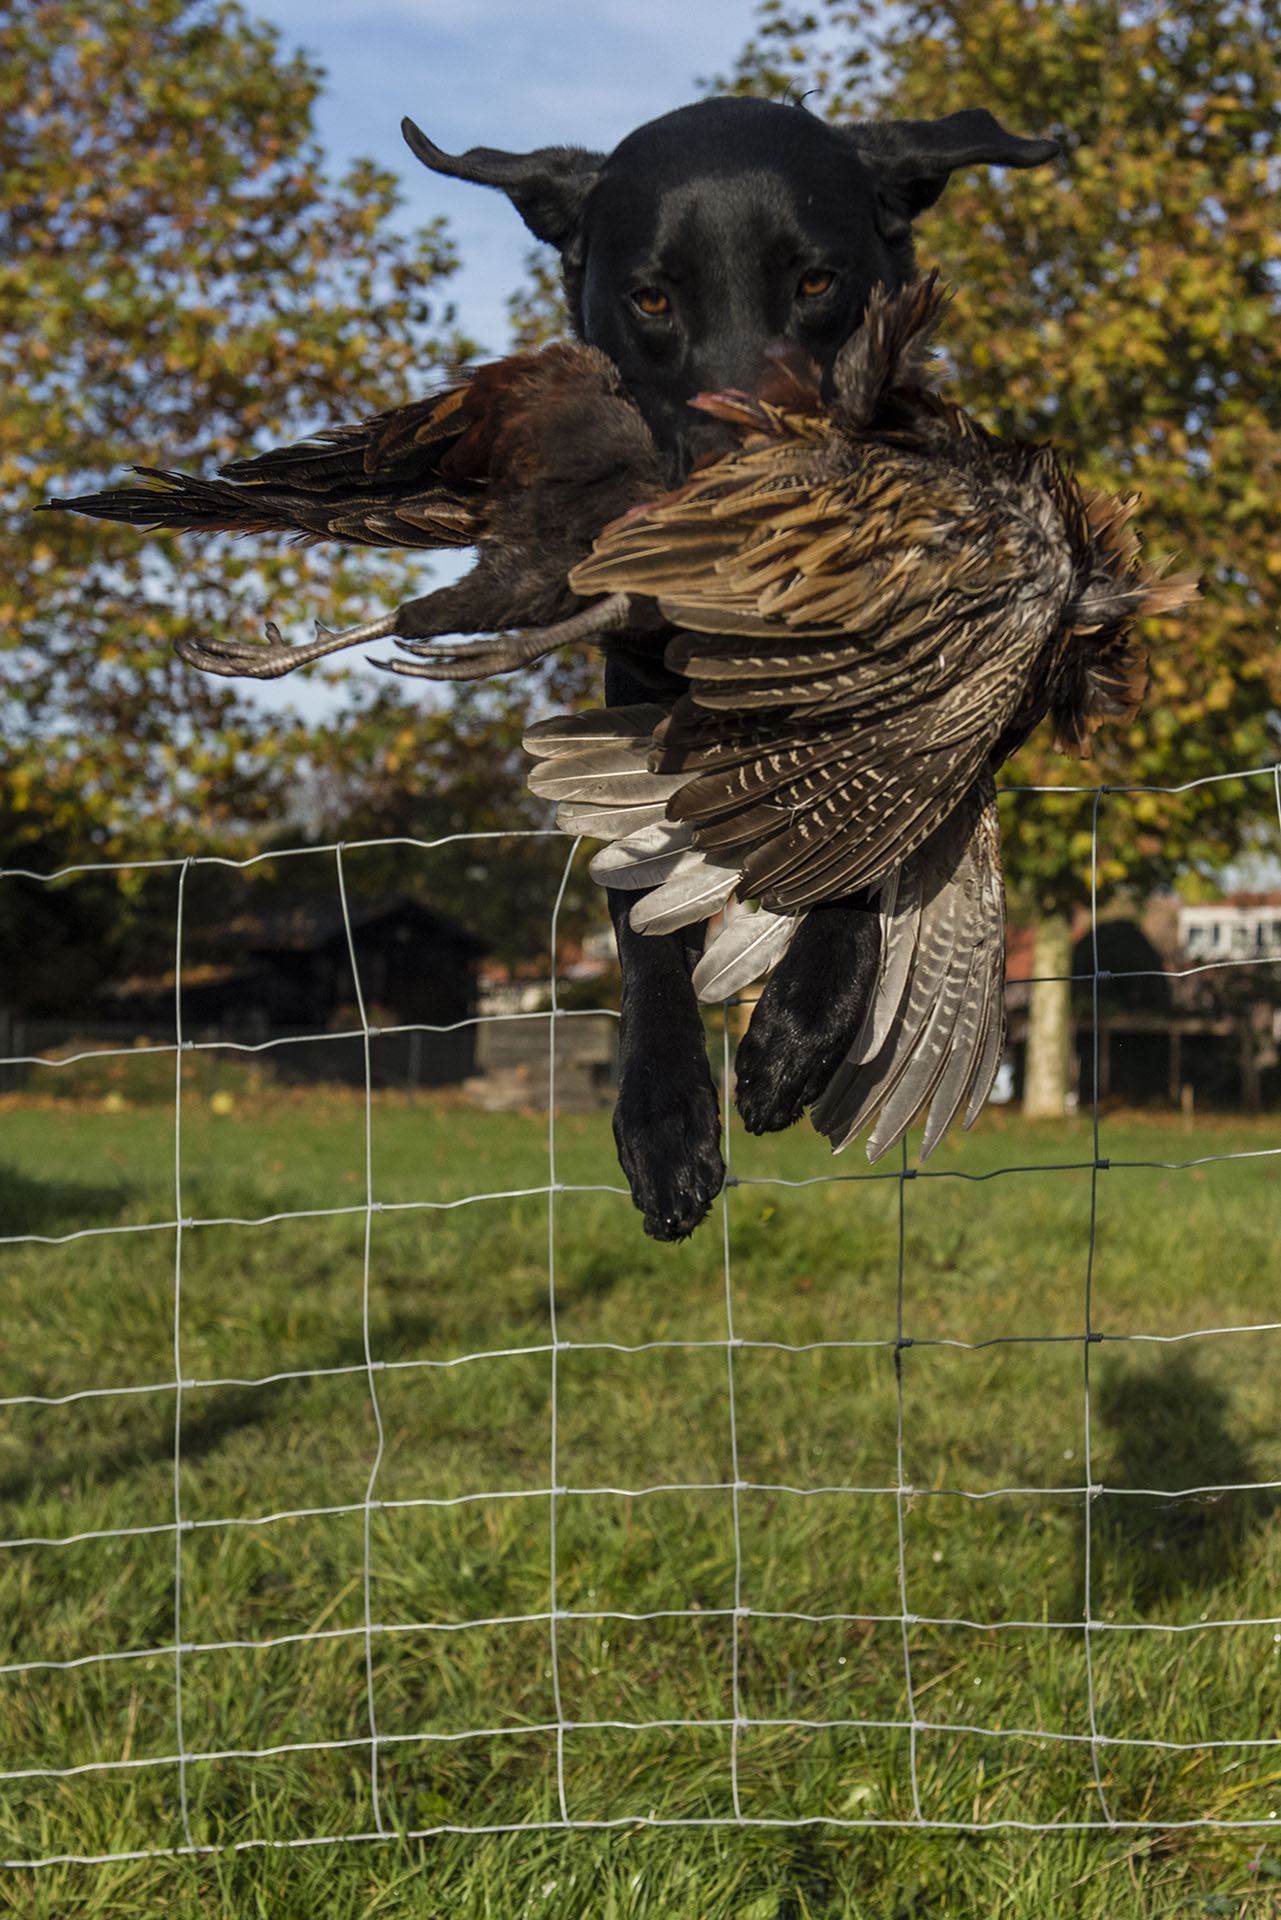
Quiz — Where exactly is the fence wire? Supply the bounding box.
[1,768,1280,1867]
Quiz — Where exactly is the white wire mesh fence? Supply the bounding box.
[1,767,1280,1868]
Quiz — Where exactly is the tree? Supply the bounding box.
[1,0,473,869]
[723,0,1281,1113]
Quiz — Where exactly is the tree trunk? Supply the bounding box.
[1023,912,1074,1119]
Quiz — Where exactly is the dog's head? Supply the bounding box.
[403,97,1057,475]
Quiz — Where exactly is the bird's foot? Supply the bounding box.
[378,632,553,681]
[377,591,635,682]
[175,612,400,679]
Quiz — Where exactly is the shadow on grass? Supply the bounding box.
[0,1304,446,1507]
[0,1162,135,1238]
[1084,1351,1278,1611]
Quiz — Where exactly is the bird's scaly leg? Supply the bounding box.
[174,611,402,679]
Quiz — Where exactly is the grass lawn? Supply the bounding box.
[1,1081,1280,1916]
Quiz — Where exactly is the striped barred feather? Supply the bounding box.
[524,708,1007,1160]
[808,784,1007,1159]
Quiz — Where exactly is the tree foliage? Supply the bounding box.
[507,244,570,351]
[1,0,472,866]
[723,0,1281,913]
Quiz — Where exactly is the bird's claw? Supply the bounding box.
[174,610,401,679]
[173,626,302,678]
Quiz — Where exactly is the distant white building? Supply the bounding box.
[1179,894,1281,960]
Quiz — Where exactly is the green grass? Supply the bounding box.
[2,1085,1281,1916]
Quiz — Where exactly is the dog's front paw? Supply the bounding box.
[735,1005,845,1133]
[613,1062,724,1241]
[734,900,880,1133]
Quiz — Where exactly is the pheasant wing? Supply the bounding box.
[570,416,1074,910]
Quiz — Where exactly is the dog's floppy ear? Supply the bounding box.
[846,107,1059,219]
[402,117,602,252]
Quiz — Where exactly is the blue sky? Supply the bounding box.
[230,0,769,714]
[253,0,769,353]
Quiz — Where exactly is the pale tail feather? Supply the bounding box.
[629,856,740,934]
[523,704,668,757]
[589,818,696,890]
[556,798,670,839]
[527,752,688,807]
[693,901,798,1002]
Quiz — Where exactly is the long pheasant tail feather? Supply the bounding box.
[44,466,289,536]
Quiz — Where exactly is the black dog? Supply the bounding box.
[403,96,1058,1240]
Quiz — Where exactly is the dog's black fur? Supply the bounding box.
[404,96,1058,1240]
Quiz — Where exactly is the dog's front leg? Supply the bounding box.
[603,651,724,1240]
[734,897,881,1133]
[608,889,725,1240]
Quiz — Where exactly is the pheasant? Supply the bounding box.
[523,277,1198,1156]
[45,343,665,682]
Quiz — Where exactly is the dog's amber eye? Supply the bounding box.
[797,268,835,299]
[632,287,671,317]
